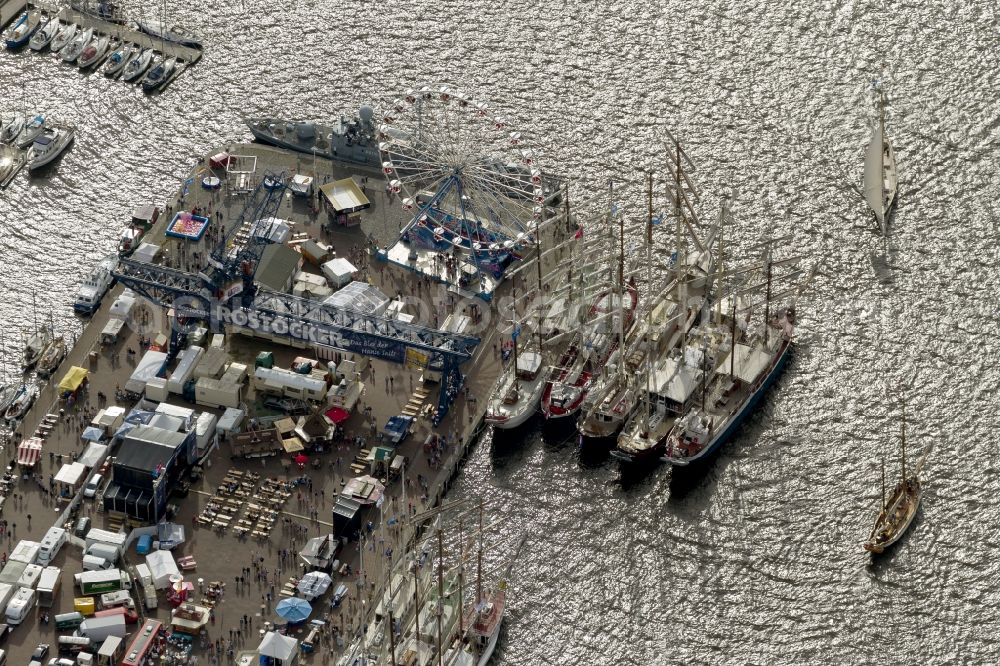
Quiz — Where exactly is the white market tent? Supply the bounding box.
[54,462,87,486]
[258,631,298,665]
[78,443,109,468]
[108,290,136,320]
[146,550,180,589]
[124,351,168,394]
[321,258,358,288]
[132,243,161,264]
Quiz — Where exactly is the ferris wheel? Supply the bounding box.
[377,85,547,244]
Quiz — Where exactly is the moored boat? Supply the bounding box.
[141,56,177,92]
[4,384,37,423]
[3,9,42,50]
[0,384,19,414]
[0,114,24,144]
[135,19,202,49]
[36,335,66,378]
[485,349,545,430]
[121,48,153,83]
[103,42,135,77]
[59,26,93,63]
[78,33,112,69]
[73,255,117,314]
[14,114,45,149]
[28,15,59,51]
[49,22,77,53]
[22,326,50,369]
[246,110,381,168]
[26,124,74,171]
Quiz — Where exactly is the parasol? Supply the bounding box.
[274,597,312,624]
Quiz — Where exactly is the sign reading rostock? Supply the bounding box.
[213,304,408,364]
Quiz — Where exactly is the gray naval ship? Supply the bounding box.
[245,106,381,169]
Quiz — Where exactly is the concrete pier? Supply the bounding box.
[0,141,559,664]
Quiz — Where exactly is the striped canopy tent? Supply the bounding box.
[16,438,43,466]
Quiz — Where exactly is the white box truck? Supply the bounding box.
[78,615,126,642]
[84,530,126,557]
[37,566,61,608]
[167,346,204,394]
[4,587,34,626]
[86,544,119,565]
[38,527,67,566]
[133,564,157,610]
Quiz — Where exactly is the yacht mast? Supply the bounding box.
[458,519,465,636]
[641,173,654,436]
[436,528,444,666]
[880,456,886,515]
[900,399,907,484]
[878,88,887,231]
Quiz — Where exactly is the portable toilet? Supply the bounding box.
[135,535,153,556]
[255,352,274,369]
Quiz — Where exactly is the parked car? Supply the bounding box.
[32,644,49,661]
[0,624,8,643]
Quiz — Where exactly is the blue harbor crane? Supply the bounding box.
[113,171,480,423]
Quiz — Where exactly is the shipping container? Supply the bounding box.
[74,570,131,596]
[37,566,61,608]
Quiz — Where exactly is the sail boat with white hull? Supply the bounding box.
[863,83,897,235]
[864,403,927,554]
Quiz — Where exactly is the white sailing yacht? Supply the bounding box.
[863,84,897,236]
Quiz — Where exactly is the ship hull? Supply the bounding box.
[666,341,792,467]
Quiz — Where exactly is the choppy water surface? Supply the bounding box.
[2,0,999,662]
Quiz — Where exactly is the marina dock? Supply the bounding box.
[0,141,527,665]
[0,0,201,89]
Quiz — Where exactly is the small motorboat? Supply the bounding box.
[3,9,42,50]
[103,42,135,77]
[22,326,50,369]
[26,125,74,171]
[122,48,153,83]
[0,384,19,414]
[49,22,77,53]
[141,56,177,92]
[28,15,59,51]
[4,384,37,423]
[77,33,111,69]
[14,114,45,149]
[59,25,93,63]
[0,114,24,144]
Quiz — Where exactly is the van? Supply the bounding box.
[54,612,84,630]
[85,545,118,565]
[73,517,91,539]
[82,556,111,572]
[38,528,67,566]
[4,587,34,626]
[83,474,102,499]
[98,590,133,610]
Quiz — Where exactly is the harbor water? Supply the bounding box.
[2,0,999,662]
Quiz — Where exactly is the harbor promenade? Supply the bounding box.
[0,143,521,665]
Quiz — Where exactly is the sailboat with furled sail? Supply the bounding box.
[863,82,897,235]
[864,402,927,554]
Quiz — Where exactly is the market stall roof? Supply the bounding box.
[258,631,298,662]
[319,177,370,213]
[54,462,87,486]
[78,443,108,468]
[81,426,104,443]
[282,437,304,454]
[58,366,89,393]
[17,438,43,466]
[132,242,161,264]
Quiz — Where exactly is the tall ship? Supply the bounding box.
[337,500,523,666]
[658,248,816,467]
[246,107,381,168]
